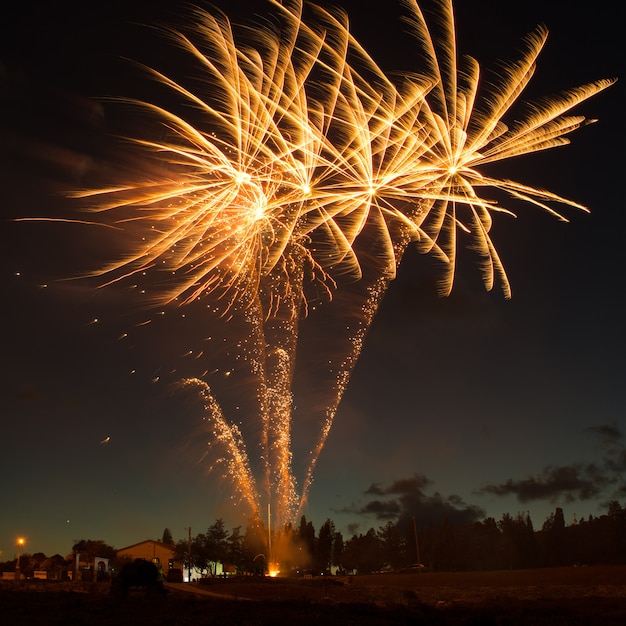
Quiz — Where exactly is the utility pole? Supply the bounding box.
[15,538,24,582]
[184,527,191,582]
[267,503,272,570]
[412,516,421,565]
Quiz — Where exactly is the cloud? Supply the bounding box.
[477,423,626,505]
[365,475,432,497]
[340,473,485,528]
[360,499,402,518]
[585,424,623,444]
[338,425,626,534]
[476,463,611,503]
[606,449,626,474]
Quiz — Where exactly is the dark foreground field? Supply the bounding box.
[1,566,625,625]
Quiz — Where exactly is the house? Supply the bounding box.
[116,539,230,581]
[116,540,178,573]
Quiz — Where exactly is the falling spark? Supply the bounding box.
[52,0,613,530]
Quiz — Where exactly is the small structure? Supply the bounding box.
[71,553,112,581]
[94,557,111,581]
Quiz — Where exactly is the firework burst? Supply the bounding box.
[56,0,613,530]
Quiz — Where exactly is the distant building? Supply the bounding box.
[116,539,231,581]
[64,553,112,582]
[116,540,178,573]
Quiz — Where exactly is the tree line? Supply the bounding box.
[170,501,626,576]
[2,501,625,578]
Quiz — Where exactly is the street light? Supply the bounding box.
[15,537,25,581]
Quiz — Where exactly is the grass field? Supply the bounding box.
[1,566,625,625]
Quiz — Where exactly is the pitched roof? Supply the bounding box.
[116,539,172,552]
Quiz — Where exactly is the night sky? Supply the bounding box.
[1,0,624,561]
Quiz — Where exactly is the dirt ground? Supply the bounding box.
[1,565,625,625]
[188,565,626,605]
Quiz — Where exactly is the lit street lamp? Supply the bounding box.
[15,537,25,581]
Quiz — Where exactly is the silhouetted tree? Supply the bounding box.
[45,554,68,571]
[467,517,501,570]
[606,501,626,562]
[341,529,382,573]
[190,533,210,576]
[226,526,244,570]
[520,512,538,568]
[541,507,566,566]
[243,514,266,574]
[378,520,405,570]
[202,518,229,576]
[360,528,383,573]
[340,533,360,573]
[274,522,299,573]
[173,538,194,576]
[72,539,116,561]
[29,552,47,572]
[297,515,316,566]
[315,519,335,573]
[433,518,457,571]
[497,512,536,569]
[162,528,173,545]
[332,531,344,572]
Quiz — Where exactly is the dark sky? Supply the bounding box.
[1,0,624,560]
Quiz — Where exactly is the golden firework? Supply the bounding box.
[57,0,613,529]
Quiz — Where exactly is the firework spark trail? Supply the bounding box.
[52,0,614,530]
[297,270,395,518]
[185,378,260,512]
[293,0,614,511]
[249,247,307,528]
